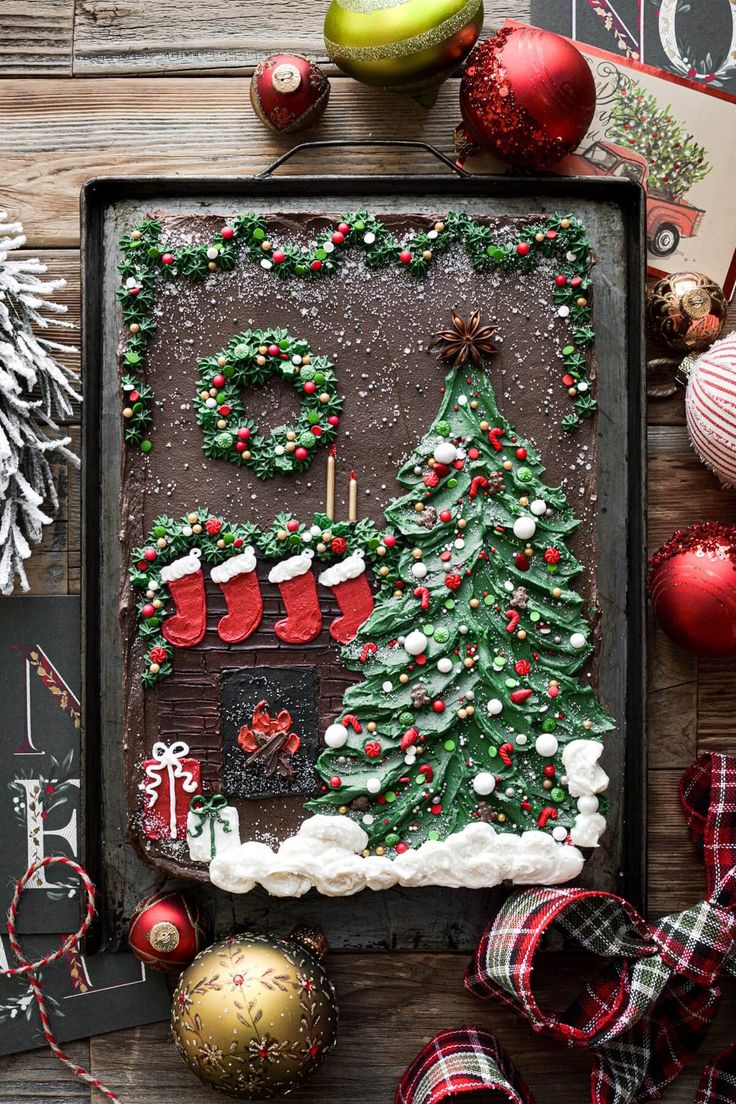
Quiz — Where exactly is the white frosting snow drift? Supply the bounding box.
[210,814,587,897]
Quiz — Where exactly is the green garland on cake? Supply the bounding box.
[117,211,595,452]
[130,510,401,687]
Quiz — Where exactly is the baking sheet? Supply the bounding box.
[81,164,646,950]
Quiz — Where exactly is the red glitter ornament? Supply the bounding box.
[649,523,736,658]
[456,26,596,170]
[250,54,330,134]
[128,890,208,973]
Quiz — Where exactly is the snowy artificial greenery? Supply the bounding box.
[0,211,80,594]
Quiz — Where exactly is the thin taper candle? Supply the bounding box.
[326,446,336,520]
[348,469,358,523]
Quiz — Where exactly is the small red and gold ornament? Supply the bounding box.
[250,54,330,133]
[456,25,597,169]
[171,928,338,1099]
[649,523,736,658]
[128,890,209,973]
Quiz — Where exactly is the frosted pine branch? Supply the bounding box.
[0,210,81,595]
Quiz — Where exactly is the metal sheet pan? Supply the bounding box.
[81,142,647,950]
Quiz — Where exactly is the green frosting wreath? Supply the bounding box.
[195,328,342,478]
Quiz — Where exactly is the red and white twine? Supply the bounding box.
[2,856,122,1104]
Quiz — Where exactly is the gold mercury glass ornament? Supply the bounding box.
[645,272,727,399]
[171,928,338,1099]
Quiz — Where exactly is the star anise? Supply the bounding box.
[433,309,497,368]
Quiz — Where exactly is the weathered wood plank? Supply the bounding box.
[88,955,735,1104]
[0,1038,89,1100]
[648,768,706,916]
[0,2,74,76]
[72,1,530,76]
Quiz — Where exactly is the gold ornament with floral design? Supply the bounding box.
[433,308,497,368]
[171,929,338,1099]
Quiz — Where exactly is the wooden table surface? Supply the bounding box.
[2,2,736,1101]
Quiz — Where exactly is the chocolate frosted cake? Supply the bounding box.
[117,208,613,897]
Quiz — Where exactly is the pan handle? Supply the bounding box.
[256,139,471,179]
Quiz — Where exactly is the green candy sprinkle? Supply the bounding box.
[447,478,458,489]
[427,830,439,841]
[443,739,456,752]
[483,595,494,606]
[488,746,498,758]
[385,833,400,847]
[385,791,397,804]
[435,421,451,437]
[530,611,541,623]
[422,623,435,636]
[139,440,152,454]
[444,599,455,611]
[550,787,565,803]
[542,718,557,733]
[399,712,414,726]
[517,467,533,483]
[504,677,517,689]
[434,628,449,643]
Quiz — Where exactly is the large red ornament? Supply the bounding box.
[128,890,209,973]
[457,25,597,170]
[250,54,330,134]
[649,524,736,658]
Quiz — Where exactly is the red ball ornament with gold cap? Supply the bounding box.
[649,523,736,658]
[128,890,209,973]
[456,24,597,169]
[250,54,330,133]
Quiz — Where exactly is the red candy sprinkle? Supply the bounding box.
[310,259,323,272]
[143,547,157,562]
[219,404,231,416]
[267,344,280,357]
[515,553,530,571]
[510,688,533,704]
[555,275,568,287]
[548,686,560,698]
[430,804,442,816]
[235,441,246,453]
[515,447,527,460]
[401,727,419,749]
[543,765,556,777]
[338,222,350,234]
[295,447,308,460]
[327,415,340,426]
[424,471,440,488]
[395,842,409,853]
[571,276,583,288]
[141,604,156,618]
[432,700,445,713]
[439,509,452,523]
[383,534,397,548]
[311,425,323,437]
[303,380,316,394]
[272,250,286,264]
[331,232,345,245]
[237,427,251,440]
[129,390,140,403]
[233,538,244,548]
[286,519,299,532]
[161,253,174,264]
[329,776,342,788]
[221,227,234,239]
[562,374,575,387]
[212,373,225,388]
[149,646,167,664]
[418,764,434,781]
[399,250,412,264]
[546,230,558,239]
[517,242,530,255]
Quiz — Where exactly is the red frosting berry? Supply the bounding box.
[543,765,556,777]
[212,373,225,388]
[331,536,347,554]
[205,518,222,535]
[311,425,323,437]
[327,415,340,426]
[439,509,452,523]
[286,519,299,532]
[337,222,350,234]
[329,776,342,788]
[395,841,409,853]
[233,538,244,548]
[220,227,234,239]
[364,740,382,759]
[516,242,530,255]
[383,534,397,548]
[432,700,445,713]
[310,259,323,272]
[129,390,140,403]
[571,276,583,288]
[562,374,575,387]
[515,447,527,460]
[544,548,561,565]
[445,573,463,590]
[295,446,308,460]
[510,688,533,704]
[555,275,568,287]
[149,646,167,664]
[161,253,174,265]
[235,442,247,453]
[331,232,345,245]
[303,380,317,394]
[399,250,412,264]
[219,404,231,417]
[267,344,280,357]
[143,547,158,562]
[141,604,156,618]
[237,427,251,440]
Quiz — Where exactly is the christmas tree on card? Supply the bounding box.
[308,313,613,853]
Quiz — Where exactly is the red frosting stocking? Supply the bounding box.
[268,550,322,644]
[318,551,375,644]
[210,547,263,644]
[160,549,206,648]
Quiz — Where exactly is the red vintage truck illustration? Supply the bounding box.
[562,140,704,258]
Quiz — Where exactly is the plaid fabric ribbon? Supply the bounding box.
[397,754,736,1104]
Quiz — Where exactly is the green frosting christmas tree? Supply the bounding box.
[307,313,614,854]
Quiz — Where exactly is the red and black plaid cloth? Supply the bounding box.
[396,753,736,1104]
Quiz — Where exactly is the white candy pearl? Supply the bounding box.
[513,516,536,541]
[530,499,547,516]
[535,733,559,757]
[570,632,586,650]
[367,777,382,794]
[516,733,528,745]
[324,723,347,749]
[382,681,393,692]
[486,699,503,716]
[552,826,568,841]
[437,657,453,674]
[206,246,219,260]
[433,441,457,465]
[472,772,496,796]
[411,561,428,579]
[577,795,599,814]
[404,630,428,656]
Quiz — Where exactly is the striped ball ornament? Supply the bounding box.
[686,331,736,486]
